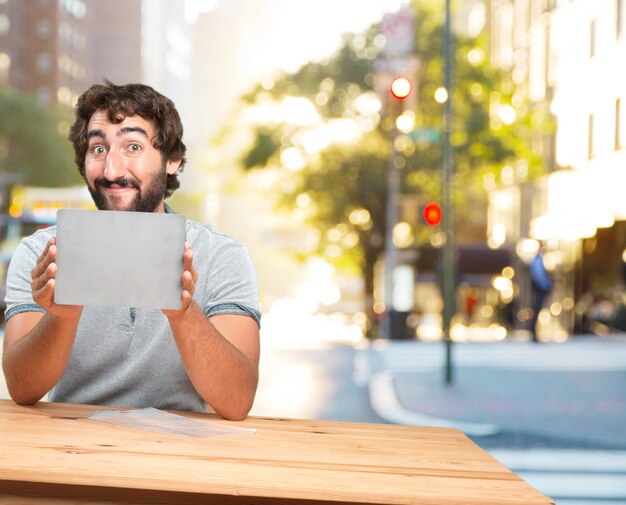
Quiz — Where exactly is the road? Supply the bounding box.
[362,338,626,504]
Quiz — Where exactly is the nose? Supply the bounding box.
[103,150,125,181]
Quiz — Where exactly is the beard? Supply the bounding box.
[88,161,168,213]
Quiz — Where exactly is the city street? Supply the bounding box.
[2,320,625,504]
[2,0,626,503]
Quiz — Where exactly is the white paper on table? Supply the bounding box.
[89,407,256,439]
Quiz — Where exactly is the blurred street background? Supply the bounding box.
[1,0,626,503]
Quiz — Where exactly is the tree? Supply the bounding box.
[237,1,549,331]
[0,86,80,188]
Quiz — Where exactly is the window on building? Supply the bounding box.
[617,99,623,150]
[62,0,86,19]
[36,19,52,40]
[588,113,595,159]
[590,19,596,58]
[0,52,10,84]
[73,1,87,19]
[618,0,624,39]
[35,52,52,74]
[0,14,9,36]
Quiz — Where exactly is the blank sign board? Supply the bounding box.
[55,209,186,310]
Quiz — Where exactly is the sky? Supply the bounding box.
[193,0,406,73]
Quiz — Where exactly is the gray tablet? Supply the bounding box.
[54,209,186,310]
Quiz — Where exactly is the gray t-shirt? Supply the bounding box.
[4,212,261,413]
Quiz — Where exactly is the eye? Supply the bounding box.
[90,145,106,156]
[128,143,142,153]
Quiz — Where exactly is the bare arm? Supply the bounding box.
[2,238,82,404]
[163,244,260,421]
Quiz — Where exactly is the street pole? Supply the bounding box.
[383,128,401,340]
[377,5,416,340]
[442,0,456,384]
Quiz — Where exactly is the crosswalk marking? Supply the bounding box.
[489,449,626,472]
[515,472,626,501]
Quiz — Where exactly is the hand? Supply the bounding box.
[31,237,83,320]
[163,242,198,319]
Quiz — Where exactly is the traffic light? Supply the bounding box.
[423,202,442,226]
[390,76,412,100]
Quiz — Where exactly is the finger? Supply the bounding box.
[32,242,56,279]
[182,269,193,284]
[179,288,191,303]
[180,289,192,311]
[39,237,57,263]
[183,245,193,268]
[187,261,198,284]
[181,269,195,297]
[163,289,192,317]
[35,243,57,278]
[182,245,197,284]
[38,237,56,256]
[33,278,55,308]
[32,262,57,292]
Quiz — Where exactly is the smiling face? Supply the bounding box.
[84,111,181,213]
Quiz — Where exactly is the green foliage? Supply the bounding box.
[280,130,390,273]
[242,127,281,169]
[236,0,550,300]
[0,87,79,187]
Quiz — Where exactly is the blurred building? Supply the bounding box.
[488,0,626,336]
[86,0,192,119]
[0,0,191,114]
[86,0,142,85]
[0,0,90,107]
[187,0,279,147]
[141,0,192,128]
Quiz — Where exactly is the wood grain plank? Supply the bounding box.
[0,401,555,505]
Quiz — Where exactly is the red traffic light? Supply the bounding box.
[423,202,442,226]
[390,76,412,100]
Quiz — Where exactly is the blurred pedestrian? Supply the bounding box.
[529,249,553,342]
[2,81,261,419]
[463,287,479,324]
[620,249,626,287]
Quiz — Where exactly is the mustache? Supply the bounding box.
[94,177,140,190]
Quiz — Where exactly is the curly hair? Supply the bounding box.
[68,81,187,198]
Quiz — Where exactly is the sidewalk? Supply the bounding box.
[363,335,626,450]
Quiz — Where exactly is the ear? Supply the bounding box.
[165,158,182,175]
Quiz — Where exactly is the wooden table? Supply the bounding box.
[0,400,554,504]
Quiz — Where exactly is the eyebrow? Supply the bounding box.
[87,126,150,140]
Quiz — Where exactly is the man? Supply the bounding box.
[2,82,261,420]
[529,248,552,342]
